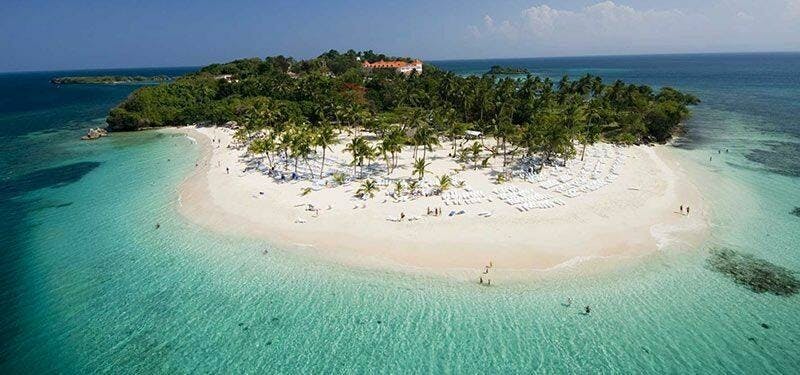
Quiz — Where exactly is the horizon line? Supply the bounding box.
[2,50,799,75]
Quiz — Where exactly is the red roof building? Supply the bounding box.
[362,59,423,75]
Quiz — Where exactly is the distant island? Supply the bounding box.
[486,65,529,75]
[50,75,174,85]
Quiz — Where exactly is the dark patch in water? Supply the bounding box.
[791,207,800,218]
[670,134,706,151]
[0,162,101,363]
[745,141,800,177]
[761,323,770,329]
[0,161,101,198]
[30,201,74,212]
[708,248,800,296]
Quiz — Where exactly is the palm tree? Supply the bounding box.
[289,126,314,178]
[436,174,452,194]
[406,179,419,196]
[412,158,430,180]
[418,125,440,160]
[356,179,379,198]
[445,117,467,157]
[331,171,346,186]
[392,180,404,196]
[233,127,250,145]
[383,126,406,172]
[343,136,365,178]
[579,102,604,161]
[469,141,482,169]
[493,107,517,170]
[247,134,276,169]
[314,120,338,176]
[376,139,394,175]
[405,109,427,157]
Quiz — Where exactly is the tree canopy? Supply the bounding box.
[107,50,699,162]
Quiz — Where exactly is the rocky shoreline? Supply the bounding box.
[81,127,108,140]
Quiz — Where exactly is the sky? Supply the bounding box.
[1,0,799,72]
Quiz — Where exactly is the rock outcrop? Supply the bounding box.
[81,127,109,140]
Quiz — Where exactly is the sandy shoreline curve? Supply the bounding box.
[170,125,708,278]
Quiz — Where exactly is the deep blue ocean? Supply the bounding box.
[1,54,799,373]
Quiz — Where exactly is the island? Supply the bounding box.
[50,75,174,85]
[106,50,705,274]
[486,65,529,75]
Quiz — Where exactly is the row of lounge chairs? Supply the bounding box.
[441,189,490,206]
[492,186,565,211]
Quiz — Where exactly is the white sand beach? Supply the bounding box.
[174,126,707,275]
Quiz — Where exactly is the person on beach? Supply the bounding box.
[680,205,683,213]
[226,167,229,174]
[400,212,405,220]
[487,279,491,286]
[686,206,690,215]
[479,277,483,284]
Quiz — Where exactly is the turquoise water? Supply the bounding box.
[2,56,799,373]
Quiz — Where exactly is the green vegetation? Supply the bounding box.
[486,65,529,75]
[356,179,379,198]
[708,248,799,296]
[51,75,173,85]
[436,174,452,193]
[107,49,699,178]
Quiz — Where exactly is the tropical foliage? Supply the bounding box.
[356,179,379,198]
[107,50,699,180]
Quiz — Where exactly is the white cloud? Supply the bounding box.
[466,1,800,56]
[521,4,569,36]
[483,15,494,29]
[788,0,800,18]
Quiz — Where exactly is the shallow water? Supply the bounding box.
[1,56,799,373]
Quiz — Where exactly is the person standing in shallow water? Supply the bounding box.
[585,306,591,315]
